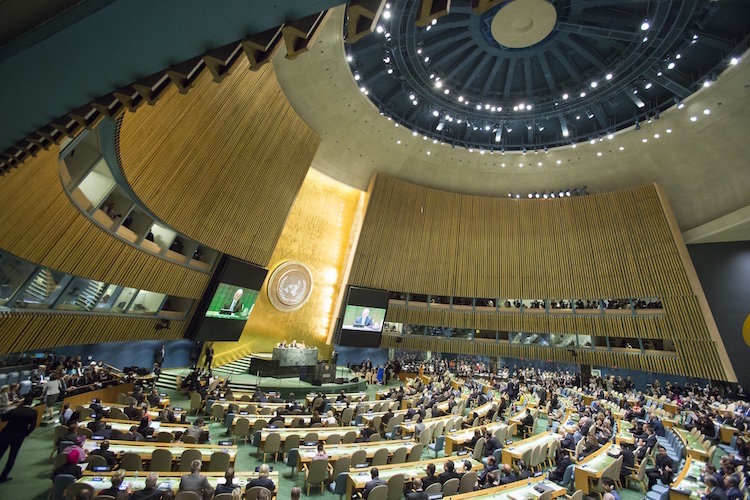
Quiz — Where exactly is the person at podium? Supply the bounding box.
[223,288,244,314]
[354,308,373,327]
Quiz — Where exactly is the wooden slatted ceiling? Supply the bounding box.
[0,312,184,353]
[0,146,209,298]
[353,174,731,381]
[118,57,320,267]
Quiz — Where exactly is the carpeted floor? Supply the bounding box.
[0,380,662,499]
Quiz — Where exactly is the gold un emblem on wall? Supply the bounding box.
[267,261,313,311]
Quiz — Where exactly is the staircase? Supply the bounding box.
[75,280,106,310]
[24,269,58,302]
[155,355,257,392]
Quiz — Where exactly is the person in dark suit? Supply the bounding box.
[498,464,517,485]
[214,467,240,496]
[123,401,138,420]
[483,431,501,458]
[98,470,130,499]
[421,463,440,490]
[223,288,244,314]
[438,460,461,484]
[521,409,534,437]
[548,449,572,483]
[154,345,166,368]
[203,344,214,371]
[363,468,386,499]
[704,475,729,500]
[247,463,275,494]
[619,444,635,484]
[644,429,657,451]
[0,395,37,482]
[724,475,741,500]
[406,478,427,500]
[354,308,374,327]
[179,460,212,497]
[478,456,498,487]
[130,472,164,500]
[89,440,116,468]
[646,446,674,489]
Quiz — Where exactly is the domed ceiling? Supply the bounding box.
[347,0,749,150]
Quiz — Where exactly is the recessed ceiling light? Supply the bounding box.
[397,140,401,144]
[424,56,430,63]
[376,25,384,33]
[605,73,613,80]
[556,160,562,165]
[382,10,391,19]
[642,138,648,143]
[501,163,506,167]
[690,116,698,121]
[654,133,660,138]
[444,89,449,94]
[590,81,598,88]
[562,130,569,137]
[422,135,427,140]
[431,19,437,25]
[432,110,439,116]
[642,36,648,43]
[412,131,417,136]
[458,96,464,102]
[703,109,710,115]
[619,146,624,151]
[434,81,442,89]
[580,92,586,98]
[572,144,577,148]
[731,57,739,66]
[607,134,614,140]
[537,162,542,166]
[590,139,596,145]
[526,104,533,110]
[703,80,711,87]
[426,151,430,155]
[412,99,418,105]
[667,62,675,70]
[347,55,353,62]
[354,74,360,81]
[387,68,393,74]
[597,152,602,157]
[666,128,672,133]
[562,93,569,100]
[576,115,581,120]
[394,123,399,127]
[677,103,685,109]
[641,20,650,31]
[675,53,681,60]
[476,104,482,110]
[433,139,438,144]
[645,82,653,89]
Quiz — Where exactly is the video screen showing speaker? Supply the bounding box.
[188,256,268,342]
[338,287,389,347]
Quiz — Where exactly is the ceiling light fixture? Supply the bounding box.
[731,57,739,66]
[605,73,613,80]
[667,62,675,70]
[641,20,650,31]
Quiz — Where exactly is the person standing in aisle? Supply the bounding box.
[0,395,37,483]
[154,344,166,368]
[204,344,214,372]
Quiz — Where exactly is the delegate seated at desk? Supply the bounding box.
[222,288,244,315]
[352,309,379,330]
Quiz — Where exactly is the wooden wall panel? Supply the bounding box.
[0,312,184,354]
[360,175,732,381]
[118,58,320,267]
[0,147,209,297]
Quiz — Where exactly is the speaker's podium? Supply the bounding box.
[248,346,319,378]
[300,361,336,386]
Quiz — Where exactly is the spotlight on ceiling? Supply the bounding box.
[641,20,650,31]
[494,127,502,143]
[667,62,676,70]
[559,117,569,138]
[586,110,594,119]
[731,57,739,66]
[605,73,613,81]
[436,118,445,131]
[562,93,569,100]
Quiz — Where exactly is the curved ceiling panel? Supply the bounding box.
[348,0,749,151]
[274,6,750,232]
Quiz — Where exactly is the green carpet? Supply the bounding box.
[0,381,653,499]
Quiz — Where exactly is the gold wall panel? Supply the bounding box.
[118,58,320,267]
[213,169,363,365]
[355,175,732,381]
[0,312,184,354]
[0,146,209,298]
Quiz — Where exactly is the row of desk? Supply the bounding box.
[76,471,277,496]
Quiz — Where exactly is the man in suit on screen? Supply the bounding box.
[223,288,244,314]
[354,308,373,327]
